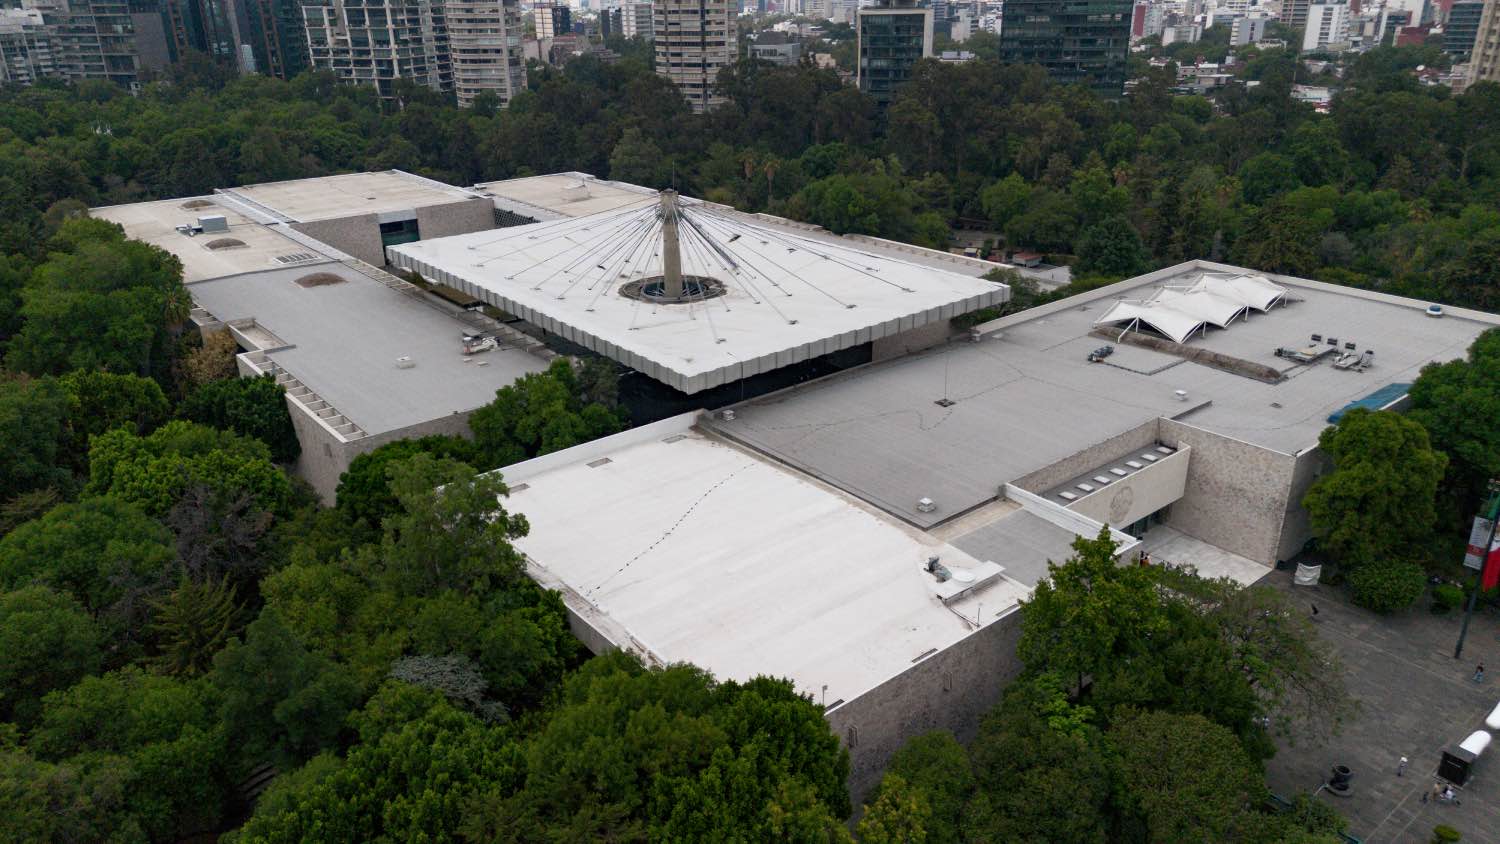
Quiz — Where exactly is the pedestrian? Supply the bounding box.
[1398,756,1407,777]
[1422,789,1429,804]
[1475,663,1486,683]
[1311,603,1320,618]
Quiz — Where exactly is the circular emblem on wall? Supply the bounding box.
[1109,485,1135,523]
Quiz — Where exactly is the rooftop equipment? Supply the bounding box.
[1427,304,1444,318]
[198,215,229,233]
[916,497,936,513]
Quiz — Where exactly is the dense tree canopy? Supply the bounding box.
[1302,408,1446,566]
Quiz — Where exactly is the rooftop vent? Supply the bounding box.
[274,252,319,265]
[720,409,736,422]
[395,356,415,369]
[1174,389,1189,402]
[204,237,246,250]
[916,497,937,513]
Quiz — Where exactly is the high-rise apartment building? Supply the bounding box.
[0,7,57,85]
[1472,0,1500,82]
[240,0,311,77]
[1230,13,1269,45]
[302,0,452,100]
[1000,0,1132,96]
[448,0,522,106]
[653,0,734,112]
[535,0,571,36]
[161,0,238,65]
[621,0,652,37]
[1303,0,1350,50]
[599,6,621,36]
[855,0,931,106]
[1446,0,1483,58]
[1279,0,1310,29]
[29,0,143,87]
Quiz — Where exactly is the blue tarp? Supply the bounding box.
[1326,382,1413,424]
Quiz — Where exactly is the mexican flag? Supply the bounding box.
[1464,516,1500,591]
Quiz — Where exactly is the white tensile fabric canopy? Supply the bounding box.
[1093,274,1289,344]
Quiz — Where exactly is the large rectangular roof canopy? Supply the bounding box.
[390,195,1008,394]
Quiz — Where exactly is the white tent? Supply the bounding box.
[1188,273,1288,312]
[1148,287,1248,328]
[1093,300,1208,344]
[1093,272,1291,344]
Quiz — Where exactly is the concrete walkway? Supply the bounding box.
[1138,525,1273,586]
[1263,572,1500,843]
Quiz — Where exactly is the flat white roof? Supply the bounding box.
[505,424,1029,706]
[220,171,479,223]
[91,196,326,283]
[391,199,1007,394]
[475,172,658,220]
[187,263,547,435]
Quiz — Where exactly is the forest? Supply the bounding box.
[0,36,1497,842]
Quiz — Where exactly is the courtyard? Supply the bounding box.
[1264,572,1500,843]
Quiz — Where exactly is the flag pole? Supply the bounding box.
[1454,480,1500,660]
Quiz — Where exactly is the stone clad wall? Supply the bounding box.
[825,607,1026,802]
[415,198,496,241]
[292,214,384,267]
[1278,446,1331,562]
[1159,418,1298,564]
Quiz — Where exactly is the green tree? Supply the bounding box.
[58,369,170,452]
[608,126,669,187]
[1109,710,1264,843]
[966,678,1112,844]
[1075,215,1149,277]
[1302,409,1446,565]
[178,373,300,463]
[148,577,242,676]
[872,731,972,844]
[28,667,228,839]
[468,359,625,470]
[209,610,362,768]
[1408,329,1500,495]
[235,683,522,843]
[1237,152,1303,205]
[0,374,72,501]
[0,495,175,641]
[857,774,930,844]
[379,454,530,596]
[0,585,103,726]
[1347,559,1426,613]
[1019,527,1168,687]
[6,218,187,377]
[86,420,294,516]
[334,434,476,526]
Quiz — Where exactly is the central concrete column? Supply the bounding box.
[659,189,683,299]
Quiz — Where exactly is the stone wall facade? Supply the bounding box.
[1159,418,1298,564]
[825,607,1026,802]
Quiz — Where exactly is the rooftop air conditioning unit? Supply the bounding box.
[197,214,229,233]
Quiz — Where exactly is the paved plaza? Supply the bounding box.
[1264,573,1500,843]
